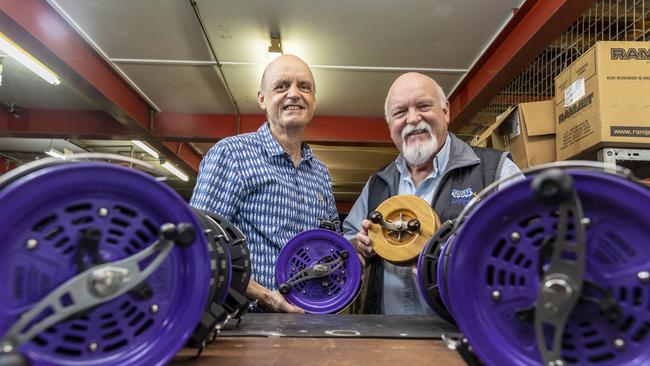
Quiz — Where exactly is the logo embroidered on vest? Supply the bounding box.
[451,188,476,206]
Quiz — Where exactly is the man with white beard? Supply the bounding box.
[342,72,521,315]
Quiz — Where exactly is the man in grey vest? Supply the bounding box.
[342,72,522,315]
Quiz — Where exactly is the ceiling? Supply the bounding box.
[0,0,526,204]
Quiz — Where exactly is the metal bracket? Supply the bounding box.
[0,223,193,348]
[442,334,484,366]
[279,251,349,294]
[597,147,650,174]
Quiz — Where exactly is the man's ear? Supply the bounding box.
[257,90,266,111]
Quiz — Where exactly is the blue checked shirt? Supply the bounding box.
[190,122,338,290]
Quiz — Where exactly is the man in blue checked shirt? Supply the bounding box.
[191,55,339,313]
[343,72,523,315]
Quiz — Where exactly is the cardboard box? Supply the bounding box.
[554,41,650,161]
[475,100,556,169]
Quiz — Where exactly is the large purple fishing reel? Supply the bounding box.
[0,157,249,365]
[275,228,362,314]
[417,163,650,366]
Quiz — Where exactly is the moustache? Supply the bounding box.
[401,122,433,140]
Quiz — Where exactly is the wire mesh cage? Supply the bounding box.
[463,0,650,144]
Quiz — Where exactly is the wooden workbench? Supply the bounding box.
[170,314,466,366]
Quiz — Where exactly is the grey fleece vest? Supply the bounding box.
[362,134,510,314]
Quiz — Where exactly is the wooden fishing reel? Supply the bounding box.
[367,194,440,264]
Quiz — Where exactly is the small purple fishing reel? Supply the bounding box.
[275,229,362,314]
[0,158,250,365]
[417,163,650,366]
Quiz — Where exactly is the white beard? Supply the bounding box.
[401,122,438,166]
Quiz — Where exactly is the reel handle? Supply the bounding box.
[369,211,383,224]
[531,169,574,205]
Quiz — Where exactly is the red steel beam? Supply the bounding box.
[155,113,392,143]
[162,142,202,172]
[0,0,149,130]
[448,0,595,131]
[0,0,199,173]
[0,108,203,172]
[0,109,130,139]
[0,156,17,174]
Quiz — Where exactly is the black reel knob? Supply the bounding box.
[531,169,574,205]
[0,344,30,366]
[340,250,349,260]
[407,219,421,233]
[369,211,383,224]
[160,223,196,247]
[278,283,292,295]
[175,223,197,247]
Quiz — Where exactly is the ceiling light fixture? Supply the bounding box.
[267,34,283,62]
[162,162,189,182]
[131,140,159,159]
[0,32,61,85]
[268,35,283,54]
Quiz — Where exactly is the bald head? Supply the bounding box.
[384,72,447,123]
[257,54,317,131]
[260,54,315,93]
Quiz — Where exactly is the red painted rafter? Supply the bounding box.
[448,0,595,131]
[0,109,130,139]
[155,113,392,143]
[0,156,17,174]
[0,0,149,130]
[0,0,201,173]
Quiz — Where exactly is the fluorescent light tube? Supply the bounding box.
[44,149,64,159]
[0,33,61,85]
[162,162,188,182]
[131,140,159,158]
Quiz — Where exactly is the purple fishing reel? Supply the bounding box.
[0,157,249,365]
[417,163,650,366]
[275,228,362,314]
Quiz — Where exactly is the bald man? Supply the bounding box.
[343,73,522,315]
[191,55,338,313]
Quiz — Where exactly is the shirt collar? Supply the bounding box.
[395,133,451,178]
[257,122,314,161]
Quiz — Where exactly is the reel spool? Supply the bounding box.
[416,220,455,324]
[368,194,441,264]
[0,158,247,365]
[417,164,650,366]
[275,229,362,314]
[187,210,251,349]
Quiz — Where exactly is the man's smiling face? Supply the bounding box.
[258,55,316,130]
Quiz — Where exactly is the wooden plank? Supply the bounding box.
[171,337,465,366]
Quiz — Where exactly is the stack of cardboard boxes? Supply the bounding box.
[474,41,650,169]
